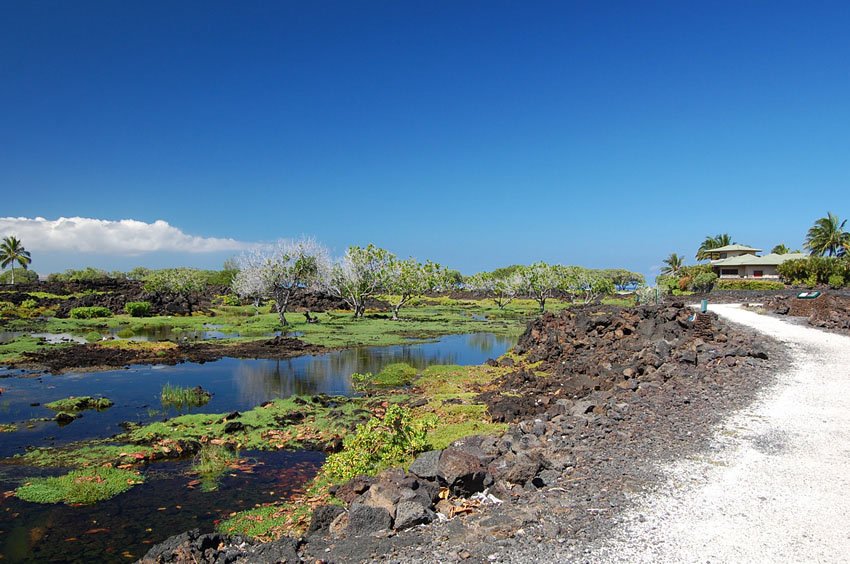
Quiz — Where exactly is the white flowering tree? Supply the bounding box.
[231,249,268,312]
[466,270,523,309]
[233,237,330,325]
[516,262,564,312]
[327,244,393,318]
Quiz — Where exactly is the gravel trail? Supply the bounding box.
[586,304,850,563]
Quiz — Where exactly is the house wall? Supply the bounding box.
[716,265,780,279]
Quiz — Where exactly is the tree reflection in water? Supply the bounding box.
[234,333,515,404]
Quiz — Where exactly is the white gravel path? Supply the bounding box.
[585,303,850,563]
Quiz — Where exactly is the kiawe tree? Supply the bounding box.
[1,236,32,285]
[516,262,563,313]
[235,238,330,325]
[327,244,393,318]
[466,270,523,309]
[385,257,446,320]
[804,212,850,257]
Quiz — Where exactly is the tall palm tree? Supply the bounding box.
[0,236,32,284]
[804,212,850,257]
[661,252,684,276]
[695,233,733,261]
[771,244,791,255]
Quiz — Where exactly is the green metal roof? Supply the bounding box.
[706,244,762,253]
[711,252,807,267]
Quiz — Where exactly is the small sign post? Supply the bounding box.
[700,299,708,313]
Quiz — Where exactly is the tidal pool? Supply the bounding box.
[0,332,515,562]
[0,449,324,563]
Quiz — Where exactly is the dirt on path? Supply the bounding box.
[583,304,850,563]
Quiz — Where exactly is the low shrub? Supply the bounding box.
[635,286,665,305]
[15,467,143,504]
[828,274,845,289]
[69,306,113,319]
[85,331,103,343]
[322,405,434,483]
[124,301,152,317]
[713,279,785,291]
[692,272,718,293]
[214,294,241,307]
[0,269,39,284]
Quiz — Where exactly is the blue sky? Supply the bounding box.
[2,1,849,277]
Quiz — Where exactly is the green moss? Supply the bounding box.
[127,396,366,451]
[15,467,143,504]
[44,396,113,412]
[352,363,418,389]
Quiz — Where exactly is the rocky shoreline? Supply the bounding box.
[7,335,325,374]
[140,302,784,563]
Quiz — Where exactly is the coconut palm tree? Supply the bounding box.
[804,212,850,257]
[695,233,733,261]
[661,253,685,276]
[771,244,791,255]
[0,236,32,284]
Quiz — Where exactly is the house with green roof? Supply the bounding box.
[708,244,806,279]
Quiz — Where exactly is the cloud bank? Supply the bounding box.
[0,217,251,256]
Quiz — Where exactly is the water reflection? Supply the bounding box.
[233,332,516,404]
[0,333,516,457]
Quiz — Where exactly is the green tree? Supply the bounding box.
[661,253,685,276]
[696,233,733,261]
[144,268,208,314]
[466,270,523,309]
[804,212,850,257]
[516,262,563,312]
[560,266,615,304]
[327,244,394,318]
[385,257,446,320]
[0,236,32,284]
[771,244,791,255]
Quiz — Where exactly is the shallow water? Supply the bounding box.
[0,331,514,561]
[0,449,324,563]
[0,332,514,457]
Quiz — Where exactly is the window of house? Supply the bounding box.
[721,269,739,276]
[753,270,763,278]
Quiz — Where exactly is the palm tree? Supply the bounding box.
[0,236,32,284]
[771,244,791,255]
[695,233,733,261]
[804,212,850,257]
[661,253,685,276]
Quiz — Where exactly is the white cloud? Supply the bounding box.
[0,216,251,256]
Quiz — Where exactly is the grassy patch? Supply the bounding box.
[128,395,368,451]
[192,444,239,492]
[160,383,212,408]
[352,362,418,390]
[0,336,46,363]
[44,396,113,412]
[15,467,144,504]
